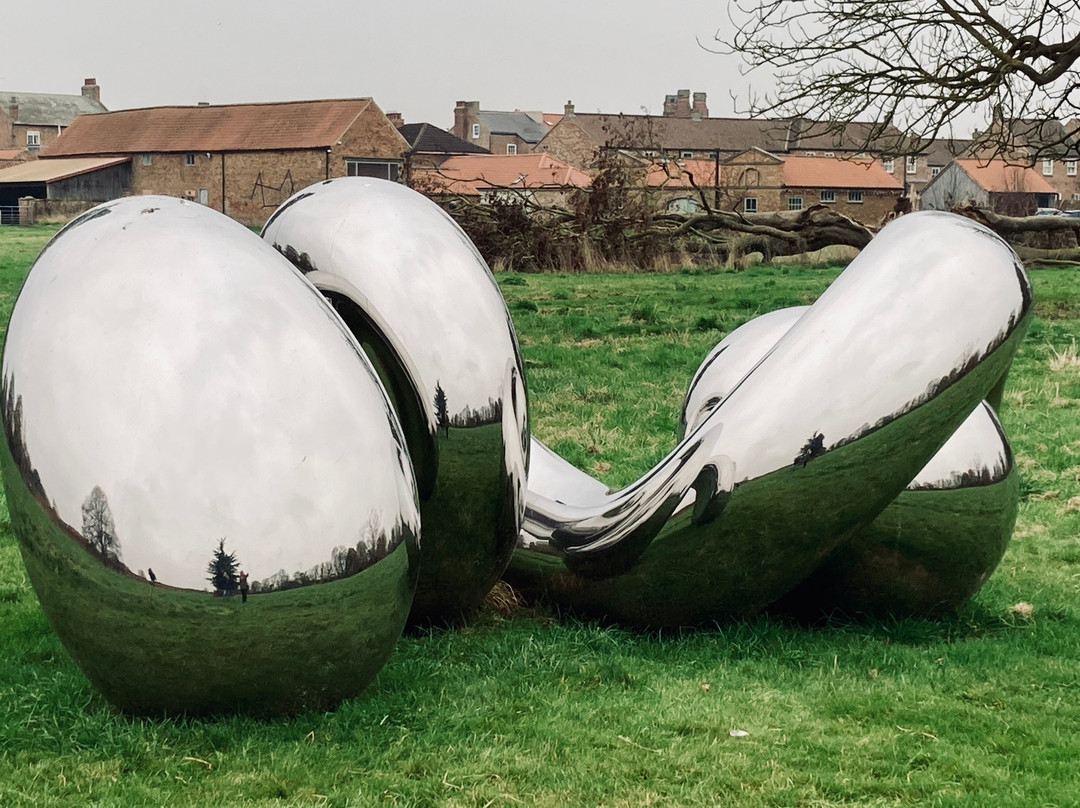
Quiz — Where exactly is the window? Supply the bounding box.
[1068,160,1077,177]
[882,158,894,173]
[1043,158,1054,176]
[506,143,517,155]
[804,151,816,156]
[345,159,401,182]
[788,196,803,211]
[681,150,694,159]
[820,189,835,203]
[184,153,196,166]
[471,123,480,139]
[142,154,153,166]
[824,151,834,157]
[848,190,864,203]
[26,131,40,147]
[931,166,941,177]
[743,197,757,213]
[905,156,917,173]
[1073,193,1080,201]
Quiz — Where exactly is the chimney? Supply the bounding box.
[674,89,691,118]
[453,100,479,140]
[564,100,575,117]
[663,94,677,117]
[692,92,708,120]
[8,96,18,124]
[386,111,404,127]
[82,78,100,104]
[197,101,210,107]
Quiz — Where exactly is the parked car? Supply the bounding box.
[1035,207,1065,216]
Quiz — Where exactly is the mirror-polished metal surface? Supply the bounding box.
[1,196,420,715]
[263,178,528,623]
[680,304,1020,618]
[508,212,1031,627]
[780,401,1018,618]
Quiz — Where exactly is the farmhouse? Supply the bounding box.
[646,149,903,225]
[0,79,107,163]
[920,159,1059,216]
[32,97,408,225]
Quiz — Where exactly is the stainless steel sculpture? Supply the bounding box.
[262,178,528,623]
[0,196,420,714]
[509,212,1031,626]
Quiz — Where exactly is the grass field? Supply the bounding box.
[1,224,1079,806]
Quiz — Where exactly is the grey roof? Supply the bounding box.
[398,123,490,155]
[477,111,549,143]
[1,90,107,126]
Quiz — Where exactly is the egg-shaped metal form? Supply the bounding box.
[0,196,420,715]
[680,305,1020,618]
[262,178,528,623]
[508,212,1031,627]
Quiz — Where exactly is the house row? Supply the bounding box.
[1,81,1077,226]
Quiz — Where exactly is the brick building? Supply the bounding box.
[416,153,590,206]
[451,101,557,155]
[37,97,408,225]
[646,149,903,226]
[0,79,107,163]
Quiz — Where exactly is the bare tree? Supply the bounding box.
[718,1,1080,158]
[81,485,118,557]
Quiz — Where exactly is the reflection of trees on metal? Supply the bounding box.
[434,382,450,437]
[1,374,47,504]
[450,396,502,429]
[248,512,411,593]
[81,485,119,559]
[207,538,240,595]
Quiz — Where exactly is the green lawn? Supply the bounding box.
[1,224,1079,806]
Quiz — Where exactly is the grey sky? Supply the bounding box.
[5,1,744,127]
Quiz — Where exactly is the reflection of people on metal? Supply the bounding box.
[238,569,249,603]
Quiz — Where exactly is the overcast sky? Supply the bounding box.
[4,1,749,127]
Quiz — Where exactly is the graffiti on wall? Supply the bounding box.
[250,170,296,208]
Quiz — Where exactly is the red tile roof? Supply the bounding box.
[782,155,903,189]
[422,154,591,195]
[954,158,1057,194]
[41,99,395,155]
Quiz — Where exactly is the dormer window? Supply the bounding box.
[506,143,517,155]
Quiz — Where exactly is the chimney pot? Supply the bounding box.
[564,101,575,117]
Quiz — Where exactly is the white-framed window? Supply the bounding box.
[788,196,803,211]
[1067,160,1077,176]
[882,158,894,173]
[848,190,864,203]
[506,143,517,155]
[142,154,153,166]
[1073,193,1080,201]
[184,153,196,166]
[1043,158,1054,176]
[824,151,834,157]
[345,159,401,182]
[26,131,40,147]
[681,150,694,159]
[743,197,758,213]
[471,123,480,139]
[905,156,917,173]
[820,189,835,203]
[804,151,817,156]
[931,166,941,177]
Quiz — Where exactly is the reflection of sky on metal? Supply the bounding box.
[263,179,520,418]
[3,197,418,591]
[699,212,1027,483]
[912,403,1009,488]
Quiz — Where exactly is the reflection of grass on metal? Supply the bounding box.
[1,443,414,716]
[411,422,513,622]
